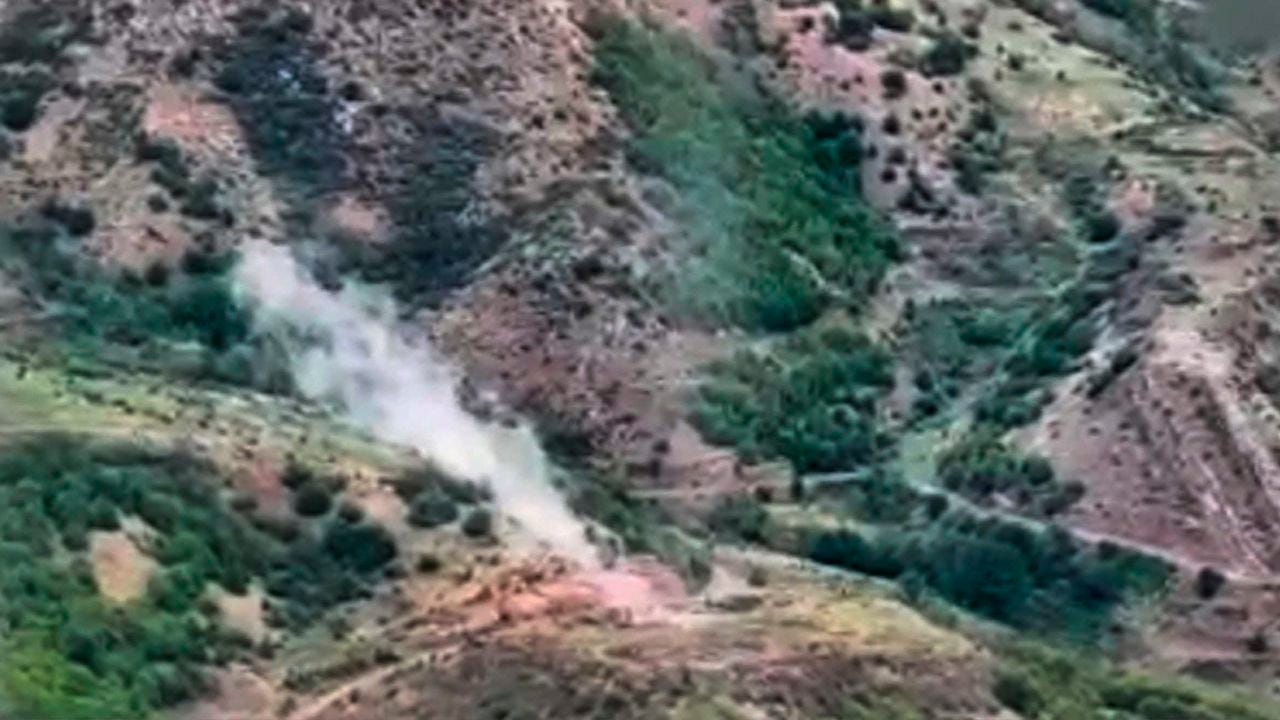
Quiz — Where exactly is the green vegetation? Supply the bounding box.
[919,32,973,77]
[827,0,917,51]
[807,507,1170,638]
[693,322,894,473]
[213,6,503,306]
[972,234,1139,429]
[213,6,346,195]
[0,437,396,717]
[0,2,90,65]
[949,97,1004,196]
[937,426,1083,516]
[407,491,459,529]
[905,298,1029,418]
[592,17,898,332]
[0,217,283,388]
[0,3,91,134]
[708,494,772,543]
[0,70,55,132]
[992,642,1280,720]
[461,508,494,539]
[135,135,229,222]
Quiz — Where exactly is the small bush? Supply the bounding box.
[0,71,54,132]
[322,521,397,573]
[406,492,458,529]
[336,501,364,524]
[868,5,915,32]
[880,69,908,99]
[41,199,96,237]
[1086,210,1121,243]
[415,554,443,574]
[920,32,972,77]
[708,495,770,543]
[461,508,494,538]
[993,668,1044,716]
[292,482,333,518]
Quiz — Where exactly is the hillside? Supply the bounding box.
[3,0,1280,718]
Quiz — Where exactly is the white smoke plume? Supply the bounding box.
[234,241,599,567]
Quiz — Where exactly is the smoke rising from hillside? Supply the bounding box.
[234,241,598,567]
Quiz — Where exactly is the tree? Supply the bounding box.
[407,492,458,529]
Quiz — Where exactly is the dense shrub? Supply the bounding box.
[994,642,1280,720]
[880,69,908,99]
[868,5,915,32]
[593,18,897,332]
[693,323,894,473]
[406,491,459,529]
[292,482,333,518]
[907,298,1026,417]
[807,506,1170,636]
[937,426,1081,514]
[40,199,96,237]
[461,508,494,539]
[828,2,874,50]
[1196,566,1227,600]
[322,521,397,573]
[392,464,484,505]
[212,7,345,193]
[0,219,255,382]
[0,3,90,65]
[708,495,771,543]
[920,32,972,77]
[0,437,401,717]
[0,70,55,132]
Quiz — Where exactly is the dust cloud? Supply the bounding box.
[234,241,599,567]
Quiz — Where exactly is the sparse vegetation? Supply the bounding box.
[593,18,898,332]
[949,103,1005,196]
[213,6,503,306]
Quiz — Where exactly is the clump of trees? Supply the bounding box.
[693,322,895,474]
[0,437,401,717]
[808,508,1170,636]
[592,17,899,332]
[0,216,274,388]
[992,642,1280,720]
[0,3,91,133]
[827,0,917,50]
[937,426,1084,516]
